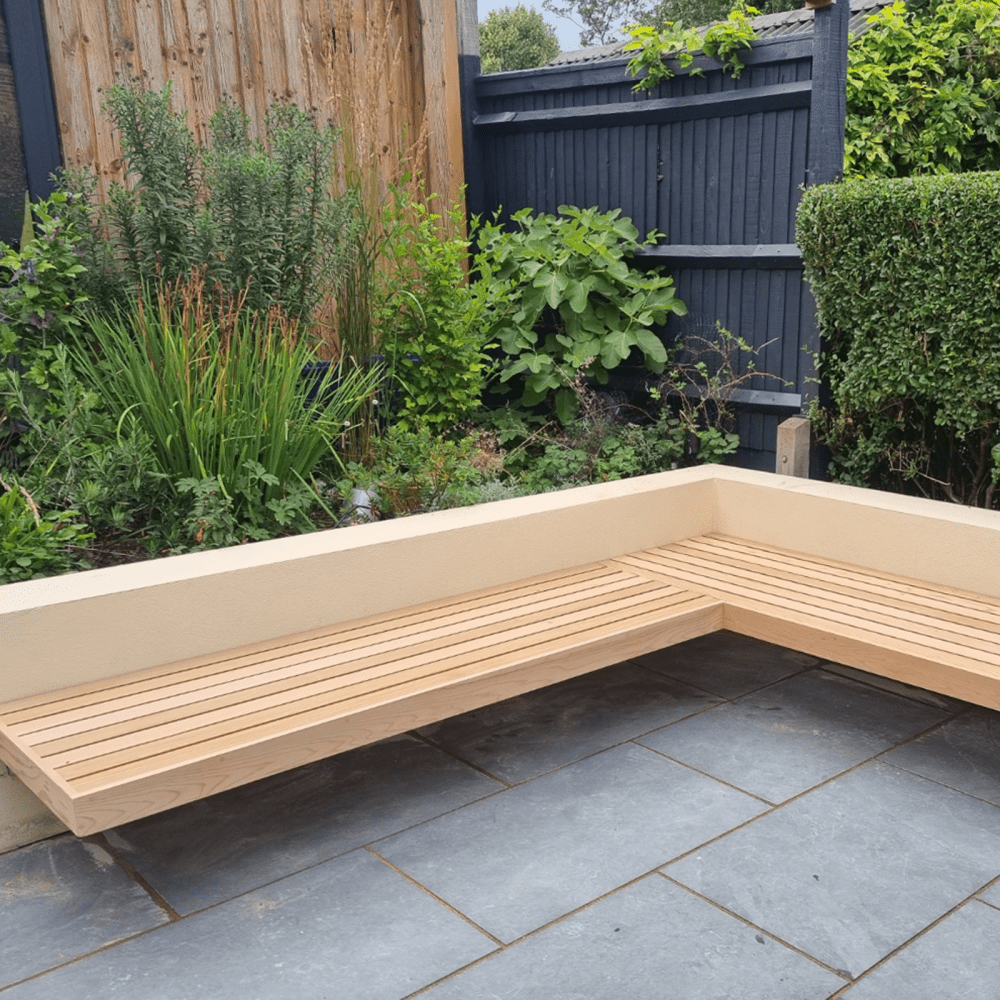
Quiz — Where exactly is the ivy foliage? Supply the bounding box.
[845,0,1000,177]
[473,205,686,425]
[796,171,1000,509]
[479,5,561,73]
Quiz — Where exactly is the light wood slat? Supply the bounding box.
[2,562,622,725]
[662,539,1000,654]
[701,533,1000,623]
[54,589,708,780]
[67,592,723,794]
[616,546,1000,666]
[15,570,653,740]
[40,583,689,768]
[63,599,724,834]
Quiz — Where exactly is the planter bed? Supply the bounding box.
[2,465,999,841]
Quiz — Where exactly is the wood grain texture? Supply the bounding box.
[38,0,463,205]
[0,560,721,834]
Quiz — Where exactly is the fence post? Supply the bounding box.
[800,0,850,477]
[776,416,811,478]
[1,0,61,202]
[456,0,485,221]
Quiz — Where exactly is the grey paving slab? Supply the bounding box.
[375,742,767,943]
[0,836,168,990]
[422,875,845,1000]
[843,901,1000,1000]
[882,708,1000,806]
[3,849,495,1000]
[417,661,722,783]
[667,761,1000,980]
[637,670,949,802]
[981,880,1000,908]
[106,734,501,915]
[632,630,816,699]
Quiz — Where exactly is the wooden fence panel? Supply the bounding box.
[38,0,464,206]
[468,34,836,470]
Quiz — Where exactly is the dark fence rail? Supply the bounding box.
[465,16,848,471]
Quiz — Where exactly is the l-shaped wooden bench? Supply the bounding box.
[3,465,999,840]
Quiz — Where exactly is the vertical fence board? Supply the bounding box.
[34,0,464,213]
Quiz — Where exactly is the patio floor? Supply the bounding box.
[2,631,1000,999]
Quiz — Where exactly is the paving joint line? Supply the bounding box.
[656,871,853,983]
[364,845,505,947]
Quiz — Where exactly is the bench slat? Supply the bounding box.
[0,560,722,834]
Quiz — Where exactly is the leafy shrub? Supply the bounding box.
[376,184,491,432]
[0,193,89,367]
[69,274,382,524]
[473,205,686,424]
[339,424,503,519]
[796,171,1000,508]
[845,0,1000,178]
[63,81,356,324]
[0,482,92,583]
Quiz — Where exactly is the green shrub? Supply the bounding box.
[0,483,92,582]
[473,205,686,424]
[845,0,1000,178]
[0,192,89,367]
[376,184,490,432]
[796,171,1000,508]
[63,81,356,324]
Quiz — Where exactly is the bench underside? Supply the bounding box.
[2,534,999,836]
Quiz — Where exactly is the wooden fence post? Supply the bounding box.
[776,416,811,478]
[800,0,850,477]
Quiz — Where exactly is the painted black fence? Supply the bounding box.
[464,8,848,471]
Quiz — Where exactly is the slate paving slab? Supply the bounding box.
[421,875,845,1000]
[981,880,1000,909]
[882,708,1000,807]
[637,670,949,802]
[2,849,495,1000]
[632,630,816,699]
[374,742,767,943]
[667,761,1000,980]
[105,734,501,915]
[842,902,1000,1000]
[0,836,168,990]
[417,661,722,784]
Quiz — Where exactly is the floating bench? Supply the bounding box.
[2,466,999,838]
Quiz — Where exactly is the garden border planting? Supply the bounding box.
[2,465,999,841]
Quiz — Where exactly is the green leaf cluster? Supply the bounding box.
[375,184,491,432]
[796,171,1000,508]
[0,485,92,583]
[480,5,561,73]
[624,1,759,92]
[472,205,686,424]
[845,0,1000,177]
[0,192,89,360]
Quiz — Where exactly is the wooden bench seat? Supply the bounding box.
[3,474,1000,840]
[0,560,721,836]
[615,534,1000,708]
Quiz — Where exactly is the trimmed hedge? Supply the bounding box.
[796,171,1000,508]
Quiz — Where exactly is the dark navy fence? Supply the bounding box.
[464,7,848,471]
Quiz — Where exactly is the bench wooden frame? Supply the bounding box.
[3,466,999,839]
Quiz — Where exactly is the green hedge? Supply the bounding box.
[796,171,1000,508]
